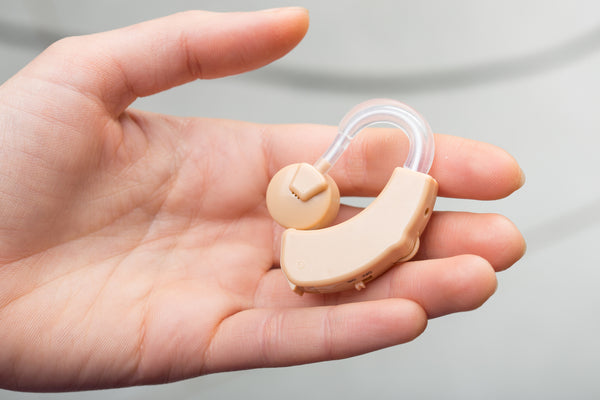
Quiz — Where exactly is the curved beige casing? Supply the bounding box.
[281,167,438,294]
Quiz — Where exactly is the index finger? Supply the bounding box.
[21,8,310,117]
[263,124,524,200]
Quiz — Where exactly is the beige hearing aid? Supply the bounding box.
[266,99,438,294]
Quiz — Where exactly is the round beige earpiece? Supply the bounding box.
[266,162,340,230]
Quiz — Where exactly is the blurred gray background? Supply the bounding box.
[1,0,599,398]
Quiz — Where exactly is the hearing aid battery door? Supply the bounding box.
[281,167,438,294]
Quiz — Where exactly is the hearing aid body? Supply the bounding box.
[266,99,438,294]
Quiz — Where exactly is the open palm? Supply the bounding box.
[0,9,525,392]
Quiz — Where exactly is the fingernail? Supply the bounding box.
[518,168,526,188]
[260,6,308,14]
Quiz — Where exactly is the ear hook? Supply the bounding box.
[266,99,436,231]
[314,98,435,175]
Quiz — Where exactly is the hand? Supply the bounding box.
[0,8,525,391]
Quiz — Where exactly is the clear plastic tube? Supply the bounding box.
[315,99,435,175]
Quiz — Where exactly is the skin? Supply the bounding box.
[0,8,526,392]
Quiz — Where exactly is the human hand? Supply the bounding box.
[0,8,525,391]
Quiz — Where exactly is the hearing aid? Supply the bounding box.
[266,99,438,294]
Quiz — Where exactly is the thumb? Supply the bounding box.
[25,8,309,116]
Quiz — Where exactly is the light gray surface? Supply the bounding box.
[1,0,599,398]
